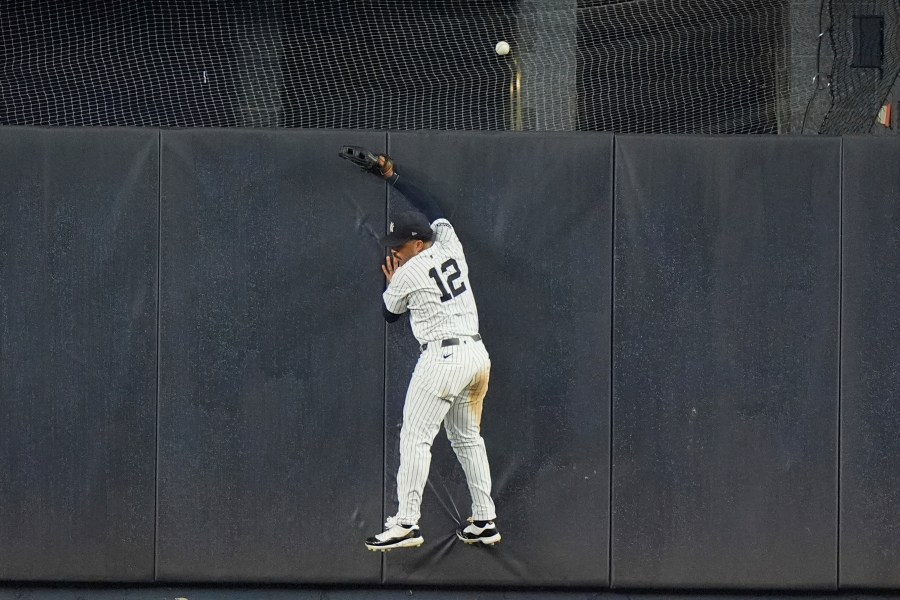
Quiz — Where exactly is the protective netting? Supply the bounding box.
[0,0,895,133]
[577,0,788,134]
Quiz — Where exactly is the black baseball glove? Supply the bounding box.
[339,145,395,179]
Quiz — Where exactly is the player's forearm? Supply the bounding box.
[382,304,403,323]
[390,174,444,223]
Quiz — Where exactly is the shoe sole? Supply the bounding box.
[456,531,501,545]
[365,536,424,552]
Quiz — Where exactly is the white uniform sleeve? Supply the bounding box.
[382,269,410,314]
[431,218,461,247]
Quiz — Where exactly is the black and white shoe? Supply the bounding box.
[456,517,501,545]
[365,516,424,551]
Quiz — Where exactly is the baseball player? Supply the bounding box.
[339,146,501,551]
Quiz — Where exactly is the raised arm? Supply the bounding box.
[388,173,444,224]
[338,145,445,223]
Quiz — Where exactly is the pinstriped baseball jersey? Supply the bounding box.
[382,219,479,345]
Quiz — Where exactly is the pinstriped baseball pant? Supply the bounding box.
[395,338,497,525]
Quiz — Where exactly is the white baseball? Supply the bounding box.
[495,41,510,56]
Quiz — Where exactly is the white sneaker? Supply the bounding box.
[456,517,501,545]
[365,516,424,551]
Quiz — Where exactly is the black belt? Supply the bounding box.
[421,334,481,352]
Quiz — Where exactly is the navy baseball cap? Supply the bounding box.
[381,211,433,247]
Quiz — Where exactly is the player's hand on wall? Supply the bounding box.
[382,255,401,283]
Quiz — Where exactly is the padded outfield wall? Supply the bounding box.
[0,128,897,589]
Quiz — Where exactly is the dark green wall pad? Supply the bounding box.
[612,136,840,588]
[0,128,158,580]
[155,130,386,583]
[381,132,613,586]
[840,137,900,588]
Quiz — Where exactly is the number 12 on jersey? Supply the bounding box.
[428,258,467,303]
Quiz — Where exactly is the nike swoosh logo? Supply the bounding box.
[442,353,453,358]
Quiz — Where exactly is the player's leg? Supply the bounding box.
[395,359,455,525]
[443,350,500,544]
[366,360,451,551]
[444,364,496,519]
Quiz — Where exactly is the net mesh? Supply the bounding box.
[0,0,896,133]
